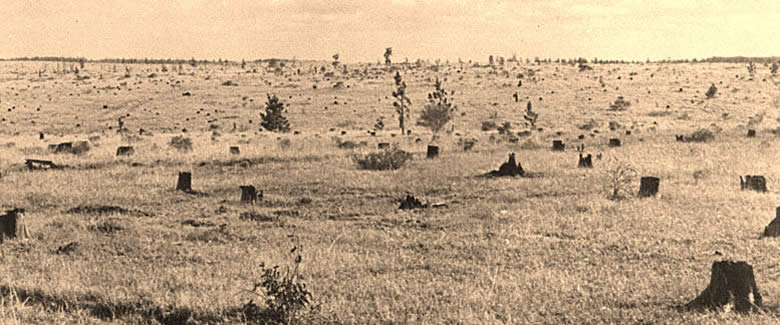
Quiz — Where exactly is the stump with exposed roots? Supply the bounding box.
[638,176,660,197]
[116,146,134,156]
[685,260,762,313]
[762,207,780,237]
[740,175,767,192]
[240,185,262,203]
[577,153,592,168]
[552,140,565,151]
[0,208,29,243]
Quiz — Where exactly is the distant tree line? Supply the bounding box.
[0,56,300,67]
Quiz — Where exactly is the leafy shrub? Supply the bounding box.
[497,121,513,135]
[608,96,631,111]
[578,119,599,130]
[705,83,717,99]
[603,158,637,200]
[686,128,714,142]
[481,120,498,131]
[242,245,315,324]
[457,137,477,151]
[278,138,292,150]
[771,62,779,76]
[169,136,192,152]
[352,146,412,170]
[260,94,291,132]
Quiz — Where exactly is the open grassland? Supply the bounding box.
[0,61,779,323]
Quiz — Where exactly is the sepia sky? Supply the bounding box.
[2,0,779,63]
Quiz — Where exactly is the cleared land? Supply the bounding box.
[0,61,779,324]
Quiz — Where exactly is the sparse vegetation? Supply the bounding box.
[417,78,456,139]
[686,128,715,142]
[391,71,411,136]
[352,146,412,170]
[168,135,193,152]
[603,158,637,200]
[260,94,291,132]
[608,96,631,111]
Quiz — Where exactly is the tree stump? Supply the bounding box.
[378,142,390,149]
[240,185,260,203]
[747,129,756,137]
[427,145,439,159]
[638,176,660,197]
[54,142,73,153]
[176,172,192,192]
[685,260,762,313]
[0,208,29,243]
[230,146,240,155]
[39,132,44,140]
[625,130,631,135]
[676,135,685,142]
[608,138,621,147]
[762,207,780,237]
[486,153,524,177]
[552,140,565,151]
[399,195,426,210]
[116,146,134,156]
[577,153,593,168]
[740,176,767,192]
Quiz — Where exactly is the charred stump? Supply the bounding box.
[240,185,260,203]
[552,140,565,151]
[577,153,593,168]
[176,172,192,192]
[230,146,240,155]
[378,142,390,149]
[638,176,660,197]
[676,135,685,142]
[25,159,59,171]
[116,146,135,156]
[427,145,440,159]
[39,132,44,140]
[0,208,29,243]
[762,207,780,237]
[608,138,621,147]
[747,129,756,137]
[685,260,762,313]
[740,176,767,192]
[399,195,426,210]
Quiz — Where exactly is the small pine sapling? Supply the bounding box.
[418,78,456,141]
[747,62,756,77]
[771,62,778,76]
[523,101,538,129]
[391,71,411,136]
[384,47,393,66]
[260,94,291,132]
[705,83,718,99]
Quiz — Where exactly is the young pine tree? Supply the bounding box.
[260,94,291,132]
[392,71,411,136]
[418,78,456,141]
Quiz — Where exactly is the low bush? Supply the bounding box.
[168,136,193,152]
[686,128,714,142]
[352,146,412,170]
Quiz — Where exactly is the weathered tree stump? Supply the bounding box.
[399,195,426,210]
[552,140,565,151]
[577,153,593,168]
[676,135,685,142]
[608,138,621,147]
[685,260,762,313]
[39,132,44,140]
[55,142,73,153]
[762,207,780,237]
[427,145,439,159]
[378,142,390,149]
[625,130,631,135]
[240,185,260,203]
[25,159,59,170]
[747,129,756,137]
[229,146,240,155]
[485,153,524,177]
[0,208,29,243]
[740,176,767,192]
[638,176,660,197]
[116,146,134,156]
[176,172,192,192]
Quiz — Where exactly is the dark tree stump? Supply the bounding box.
[0,208,29,243]
[240,185,260,203]
[577,153,592,168]
[638,176,660,197]
[399,195,426,210]
[116,146,134,156]
[230,146,240,155]
[740,176,767,192]
[676,135,685,142]
[552,140,565,151]
[747,129,756,137]
[625,130,631,135]
[486,153,524,177]
[25,159,59,170]
[608,138,621,147]
[762,207,780,237]
[176,172,192,192]
[427,145,439,159]
[39,132,44,140]
[578,134,585,140]
[54,142,73,153]
[685,260,762,313]
[378,142,390,149]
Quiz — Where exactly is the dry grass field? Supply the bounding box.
[0,60,779,324]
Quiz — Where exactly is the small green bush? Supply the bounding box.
[686,128,714,142]
[168,136,192,152]
[481,120,498,131]
[352,147,412,170]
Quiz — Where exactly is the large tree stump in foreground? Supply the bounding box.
[0,209,29,243]
[552,140,565,151]
[638,176,660,197]
[240,185,261,203]
[762,207,780,237]
[577,153,592,168]
[426,145,439,159]
[740,175,767,192]
[176,172,192,192]
[685,260,762,313]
